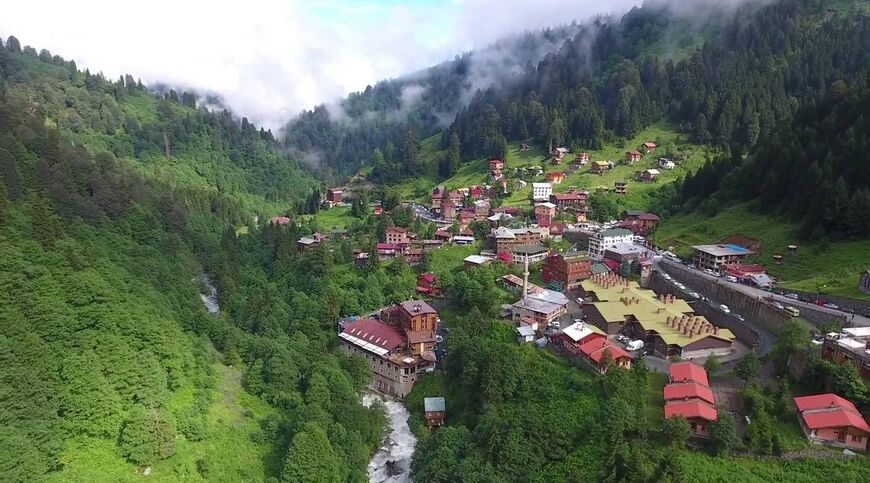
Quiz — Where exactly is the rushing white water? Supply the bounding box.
[198,275,220,314]
[362,393,416,483]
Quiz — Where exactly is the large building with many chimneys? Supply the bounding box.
[580,273,735,359]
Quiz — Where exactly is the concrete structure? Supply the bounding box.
[692,244,754,271]
[511,245,549,265]
[603,243,650,263]
[517,325,536,343]
[424,397,446,428]
[588,228,634,260]
[664,362,717,437]
[542,251,592,291]
[794,394,869,451]
[581,274,735,358]
[464,255,492,269]
[512,287,569,328]
[822,328,870,378]
[532,182,553,202]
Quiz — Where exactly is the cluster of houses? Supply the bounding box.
[663,362,718,436]
[337,300,440,399]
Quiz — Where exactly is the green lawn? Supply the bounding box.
[653,203,870,299]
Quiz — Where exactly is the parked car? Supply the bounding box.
[626,340,645,351]
[687,291,700,299]
[719,304,731,314]
[823,303,840,310]
[674,282,686,290]
[734,314,745,322]
[662,273,672,281]
[704,269,717,276]
[436,335,444,343]
[549,321,560,329]
[577,297,585,304]
[616,335,630,343]
[725,275,738,283]
[771,301,785,310]
[785,293,799,300]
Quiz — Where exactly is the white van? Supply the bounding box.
[626,340,645,351]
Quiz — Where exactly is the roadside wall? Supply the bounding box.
[656,264,848,330]
[774,287,870,318]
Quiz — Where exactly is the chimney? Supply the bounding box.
[713,327,719,335]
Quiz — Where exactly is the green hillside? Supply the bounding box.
[653,204,870,299]
[391,123,713,215]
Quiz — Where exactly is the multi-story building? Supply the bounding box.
[542,251,591,291]
[338,314,436,399]
[491,226,543,254]
[532,182,552,202]
[614,181,628,194]
[325,188,343,207]
[587,228,634,260]
[382,300,440,356]
[512,289,569,328]
[535,202,556,227]
[794,394,870,451]
[664,362,717,437]
[692,244,754,271]
[550,191,587,209]
[386,226,412,245]
[511,245,549,265]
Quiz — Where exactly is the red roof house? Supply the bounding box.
[626,150,643,163]
[342,318,406,353]
[794,393,870,451]
[577,337,632,373]
[642,141,657,153]
[469,185,485,199]
[664,399,718,423]
[270,216,291,226]
[668,361,709,386]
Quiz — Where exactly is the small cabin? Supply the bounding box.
[424,397,446,429]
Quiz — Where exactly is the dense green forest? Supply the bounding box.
[677,75,870,239]
[0,37,406,481]
[281,0,870,187]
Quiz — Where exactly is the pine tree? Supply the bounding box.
[282,422,343,483]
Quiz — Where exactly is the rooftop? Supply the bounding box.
[561,321,605,343]
[424,397,446,412]
[340,319,405,355]
[532,182,552,189]
[663,381,715,405]
[536,202,557,209]
[843,327,870,338]
[512,244,549,255]
[664,399,717,421]
[692,244,754,257]
[597,228,634,238]
[578,337,633,363]
[517,325,536,337]
[399,300,438,316]
[669,362,710,386]
[795,394,870,432]
[581,276,734,347]
[464,255,491,265]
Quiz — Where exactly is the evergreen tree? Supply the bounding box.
[282,422,343,483]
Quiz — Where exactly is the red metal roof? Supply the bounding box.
[419,272,436,284]
[638,213,660,221]
[664,399,717,421]
[663,382,715,405]
[794,393,859,412]
[578,338,633,363]
[668,362,709,386]
[552,193,585,201]
[386,226,407,234]
[793,393,870,432]
[376,243,400,251]
[342,318,405,352]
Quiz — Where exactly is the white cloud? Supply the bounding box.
[3,0,766,130]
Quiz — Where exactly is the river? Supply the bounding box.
[199,275,220,314]
[362,393,416,483]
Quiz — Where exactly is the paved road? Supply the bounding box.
[653,259,776,357]
[658,258,870,328]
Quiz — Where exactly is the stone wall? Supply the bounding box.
[655,263,848,330]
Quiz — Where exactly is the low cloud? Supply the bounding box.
[1,0,773,130]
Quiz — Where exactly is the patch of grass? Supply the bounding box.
[653,203,870,300]
[645,371,668,430]
[305,206,357,231]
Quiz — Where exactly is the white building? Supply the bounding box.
[511,245,549,265]
[532,182,553,202]
[659,158,676,169]
[587,228,635,260]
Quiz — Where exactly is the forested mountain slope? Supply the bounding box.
[283,0,870,188]
[0,38,392,481]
